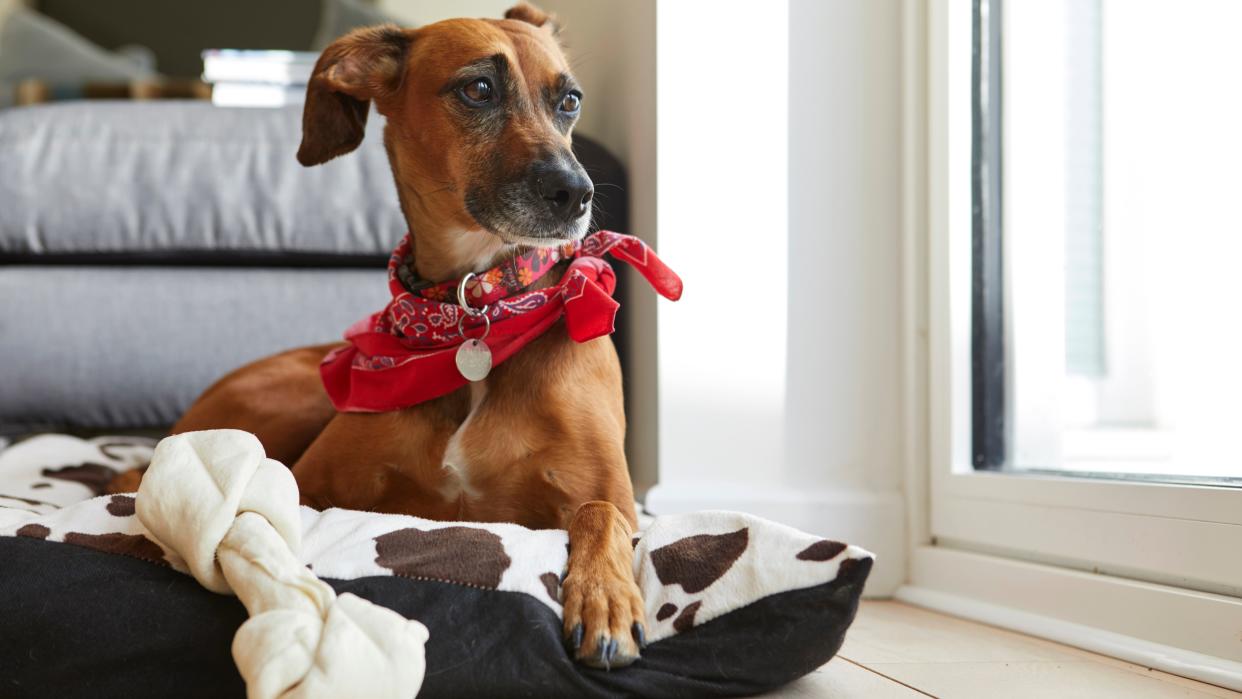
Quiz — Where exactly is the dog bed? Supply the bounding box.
[0,432,873,698]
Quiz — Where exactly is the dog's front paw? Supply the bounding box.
[561,568,646,669]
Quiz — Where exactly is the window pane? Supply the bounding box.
[1002,0,1242,483]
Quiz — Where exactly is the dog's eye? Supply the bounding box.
[559,91,581,114]
[459,78,494,106]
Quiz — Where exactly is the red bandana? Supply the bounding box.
[321,230,683,412]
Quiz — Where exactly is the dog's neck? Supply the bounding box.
[407,221,511,282]
[386,133,514,282]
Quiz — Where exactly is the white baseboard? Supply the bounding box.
[643,483,906,595]
[901,545,1242,691]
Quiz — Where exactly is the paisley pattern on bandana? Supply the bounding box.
[402,243,578,306]
[371,231,675,350]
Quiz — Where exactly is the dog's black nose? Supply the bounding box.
[536,165,593,220]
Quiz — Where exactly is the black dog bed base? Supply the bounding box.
[0,535,869,698]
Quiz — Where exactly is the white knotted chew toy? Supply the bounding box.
[136,430,429,699]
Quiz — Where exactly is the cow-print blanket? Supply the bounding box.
[0,433,873,648]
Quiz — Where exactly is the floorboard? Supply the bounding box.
[758,601,1238,698]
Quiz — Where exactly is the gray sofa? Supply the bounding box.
[0,100,627,436]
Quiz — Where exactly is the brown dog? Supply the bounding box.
[114,3,647,669]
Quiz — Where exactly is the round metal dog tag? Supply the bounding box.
[456,339,492,381]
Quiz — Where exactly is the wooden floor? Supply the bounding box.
[761,601,1238,698]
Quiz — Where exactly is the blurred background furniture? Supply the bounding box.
[0,0,393,105]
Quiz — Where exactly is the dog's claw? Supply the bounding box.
[570,623,584,651]
[596,636,610,669]
[632,622,647,649]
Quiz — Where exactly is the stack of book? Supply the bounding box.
[202,49,317,108]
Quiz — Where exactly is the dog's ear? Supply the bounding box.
[298,24,410,167]
[504,3,559,34]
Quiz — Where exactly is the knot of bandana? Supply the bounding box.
[321,230,683,412]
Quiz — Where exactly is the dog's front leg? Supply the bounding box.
[561,500,646,669]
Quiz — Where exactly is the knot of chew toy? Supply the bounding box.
[136,430,429,699]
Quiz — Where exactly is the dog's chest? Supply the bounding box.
[436,382,487,503]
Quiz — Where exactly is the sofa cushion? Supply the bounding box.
[0,101,403,262]
[0,266,386,433]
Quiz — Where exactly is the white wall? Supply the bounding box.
[786,0,905,496]
[646,0,909,595]
[653,0,790,490]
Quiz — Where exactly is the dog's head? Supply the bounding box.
[297,3,592,248]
